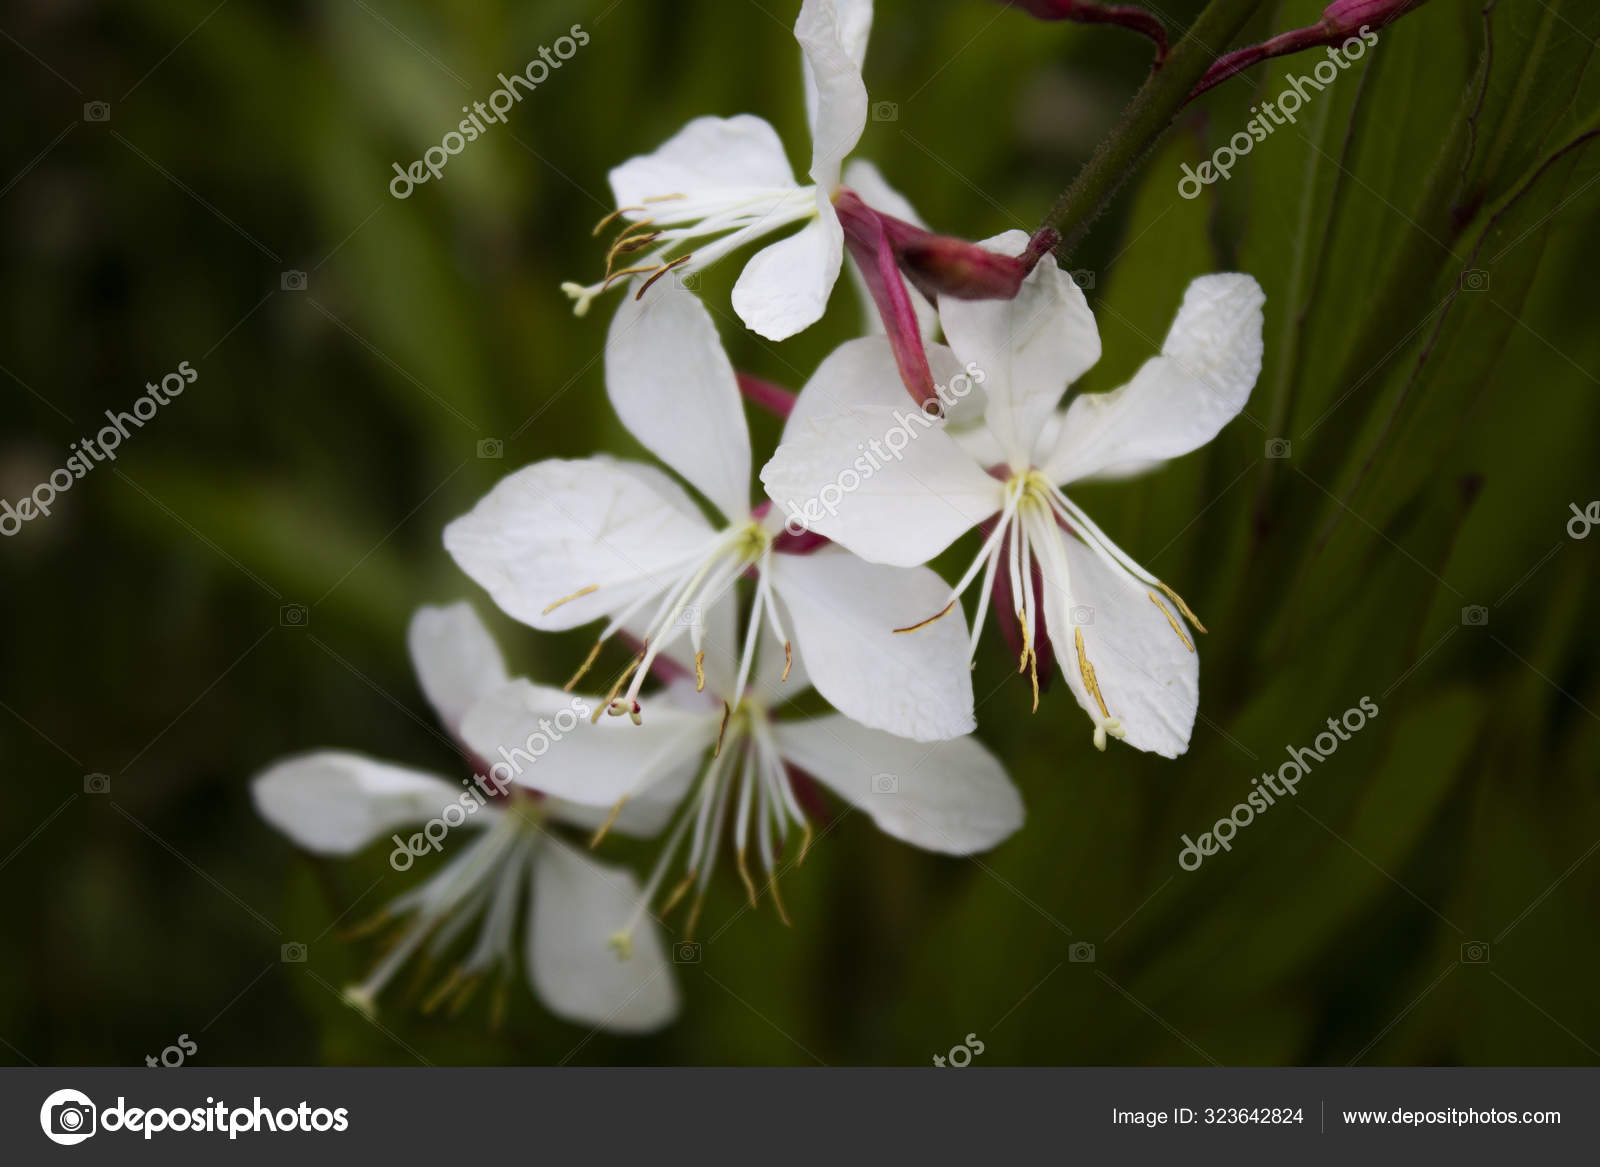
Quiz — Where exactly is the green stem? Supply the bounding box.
[1041,0,1271,256]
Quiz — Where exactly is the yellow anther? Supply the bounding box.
[565,640,604,692]
[591,205,648,236]
[736,847,758,908]
[781,641,793,682]
[660,869,698,917]
[542,583,598,615]
[1074,627,1111,719]
[608,931,633,960]
[694,650,706,692]
[1148,591,1195,652]
[894,598,956,635]
[767,870,793,927]
[589,794,630,849]
[713,702,731,757]
[1158,582,1206,634]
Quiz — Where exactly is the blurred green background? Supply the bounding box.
[3,0,1597,1066]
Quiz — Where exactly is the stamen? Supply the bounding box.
[542,584,598,615]
[736,847,758,908]
[781,641,793,682]
[421,967,466,1015]
[683,891,706,940]
[713,701,731,757]
[565,640,604,692]
[894,598,956,634]
[588,794,630,849]
[767,869,793,927]
[594,651,644,723]
[592,205,648,237]
[1158,582,1207,634]
[637,254,693,298]
[1149,591,1195,652]
[659,868,697,916]
[1074,627,1111,719]
[694,650,706,692]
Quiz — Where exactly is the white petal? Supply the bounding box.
[608,283,751,520]
[530,841,679,1033]
[936,233,1101,471]
[546,760,696,840]
[407,603,509,736]
[773,713,1022,853]
[771,548,975,741]
[1036,526,1198,758]
[760,403,1004,566]
[797,0,869,188]
[781,336,968,440]
[731,193,843,341]
[251,752,472,855]
[444,458,716,631]
[608,114,797,208]
[459,680,718,808]
[1043,273,1264,484]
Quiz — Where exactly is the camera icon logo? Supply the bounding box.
[83,772,111,794]
[279,603,309,628]
[1460,269,1490,292]
[1460,941,1490,964]
[871,101,899,122]
[1265,438,1292,459]
[40,1088,97,1145]
[476,438,504,460]
[673,941,702,964]
[280,270,308,292]
[673,269,701,291]
[870,773,898,795]
[83,101,111,123]
[1069,269,1096,291]
[1068,941,1096,963]
[1461,605,1488,627]
[281,942,308,963]
[1069,605,1095,626]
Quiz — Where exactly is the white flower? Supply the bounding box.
[444,281,976,743]
[761,232,1265,756]
[250,603,679,1033]
[459,615,1024,954]
[561,0,900,341]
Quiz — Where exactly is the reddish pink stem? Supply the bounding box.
[1191,0,1432,99]
[1003,0,1169,61]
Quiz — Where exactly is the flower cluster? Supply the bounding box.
[252,0,1264,1035]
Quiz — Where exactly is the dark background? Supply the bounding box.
[3,0,1597,1066]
